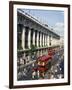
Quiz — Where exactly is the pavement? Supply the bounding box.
[17,48,64,80]
[44,48,64,79]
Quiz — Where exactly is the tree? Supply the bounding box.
[29,44,37,60]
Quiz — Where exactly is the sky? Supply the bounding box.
[21,9,64,37]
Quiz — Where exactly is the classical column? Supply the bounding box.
[35,30,37,47]
[51,37,53,46]
[40,32,42,47]
[54,38,55,46]
[51,35,52,46]
[46,35,48,46]
[48,35,49,47]
[22,27,25,49]
[28,29,31,48]
[33,31,35,46]
[44,35,46,46]
[45,35,47,46]
[44,35,45,46]
[37,31,39,47]
[42,33,43,47]
[53,38,55,46]
[43,34,44,47]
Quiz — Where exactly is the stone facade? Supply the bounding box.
[17,9,60,72]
